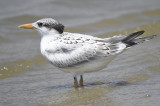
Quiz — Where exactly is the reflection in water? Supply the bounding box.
[46,79,140,106]
[47,81,129,90]
[46,80,144,106]
[47,84,112,106]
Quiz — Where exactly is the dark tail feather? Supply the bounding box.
[122,30,156,47]
[122,30,144,42]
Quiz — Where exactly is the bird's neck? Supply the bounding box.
[40,30,62,40]
[48,29,60,35]
[42,34,62,41]
[38,28,61,37]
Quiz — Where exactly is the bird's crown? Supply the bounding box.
[36,18,64,34]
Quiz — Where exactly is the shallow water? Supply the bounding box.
[0,0,160,106]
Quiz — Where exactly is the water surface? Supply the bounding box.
[0,0,160,106]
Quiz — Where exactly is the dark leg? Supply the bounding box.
[74,77,78,88]
[79,75,84,87]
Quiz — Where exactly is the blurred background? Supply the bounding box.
[0,0,160,106]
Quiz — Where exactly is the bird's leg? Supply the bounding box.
[74,77,78,88]
[79,75,84,87]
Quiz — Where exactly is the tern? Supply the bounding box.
[19,18,156,88]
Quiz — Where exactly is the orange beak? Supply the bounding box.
[18,23,34,29]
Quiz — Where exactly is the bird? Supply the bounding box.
[19,18,156,88]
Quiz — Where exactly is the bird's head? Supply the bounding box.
[19,18,64,36]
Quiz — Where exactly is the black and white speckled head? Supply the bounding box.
[32,18,64,36]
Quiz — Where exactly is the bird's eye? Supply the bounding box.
[37,22,43,27]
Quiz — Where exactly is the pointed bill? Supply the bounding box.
[18,23,34,29]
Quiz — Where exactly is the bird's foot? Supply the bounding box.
[74,77,78,88]
[79,75,84,87]
[74,81,78,88]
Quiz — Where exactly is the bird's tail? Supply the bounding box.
[122,30,157,47]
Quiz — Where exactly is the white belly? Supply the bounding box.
[56,54,118,76]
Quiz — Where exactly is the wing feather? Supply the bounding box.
[44,32,127,67]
